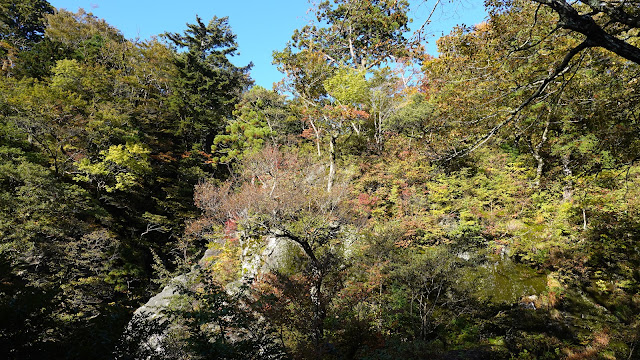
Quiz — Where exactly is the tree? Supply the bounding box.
[292,0,411,71]
[423,0,640,186]
[274,0,412,99]
[0,122,137,358]
[212,86,295,165]
[12,38,75,79]
[387,247,469,342]
[0,9,258,358]
[418,0,640,64]
[412,1,640,167]
[44,8,130,69]
[0,0,53,72]
[386,93,435,142]
[165,16,252,152]
[0,0,52,43]
[322,68,371,190]
[194,147,354,353]
[274,0,414,192]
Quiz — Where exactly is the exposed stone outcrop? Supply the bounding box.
[240,235,294,280]
[122,237,291,358]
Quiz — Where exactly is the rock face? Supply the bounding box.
[134,275,185,320]
[122,237,291,358]
[122,279,180,359]
[240,235,293,279]
[121,246,218,359]
[133,246,222,316]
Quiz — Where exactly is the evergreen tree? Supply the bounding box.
[165,16,252,152]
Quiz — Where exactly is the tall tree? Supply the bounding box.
[274,0,412,100]
[165,16,252,152]
[296,0,411,71]
[0,0,52,44]
[0,9,256,359]
[425,0,640,173]
[274,0,412,191]
[0,0,53,73]
[212,85,295,165]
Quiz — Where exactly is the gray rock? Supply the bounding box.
[134,275,185,320]
[124,235,292,357]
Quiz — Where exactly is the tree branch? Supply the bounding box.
[579,0,640,28]
[443,40,591,162]
[413,0,442,43]
[531,0,640,64]
[272,229,320,266]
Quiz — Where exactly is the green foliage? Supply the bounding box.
[165,15,252,150]
[0,139,140,358]
[0,7,251,359]
[194,147,355,354]
[324,68,368,106]
[306,0,410,70]
[50,58,83,91]
[274,0,411,101]
[2,1,640,359]
[75,142,152,192]
[45,8,126,63]
[0,0,54,78]
[0,0,53,44]
[13,38,76,79]
[386,93,433,138]
[384,246,470,340]
[212,86,293,164]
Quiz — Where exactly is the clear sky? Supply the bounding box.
[47,0,487,89]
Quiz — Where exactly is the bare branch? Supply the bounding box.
[413,0,442,43]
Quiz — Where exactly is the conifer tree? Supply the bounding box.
[165,16,252,152]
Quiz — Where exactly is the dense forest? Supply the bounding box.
[1,0,639,359]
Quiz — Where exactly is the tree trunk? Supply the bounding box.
[375,116,381,148]
[327,133,337,193]
[275,231,328,351]
[533,117,551,187]
[309,118,322,157]
[310,268,326,351]
[562,152,573,201]
[532,0,640,64]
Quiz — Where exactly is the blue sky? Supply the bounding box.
[48,0,487,88]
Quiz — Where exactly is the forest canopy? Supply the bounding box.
[1,0,639,359]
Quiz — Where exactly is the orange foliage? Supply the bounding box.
[181,150,215,164]
[301,127,315,139]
